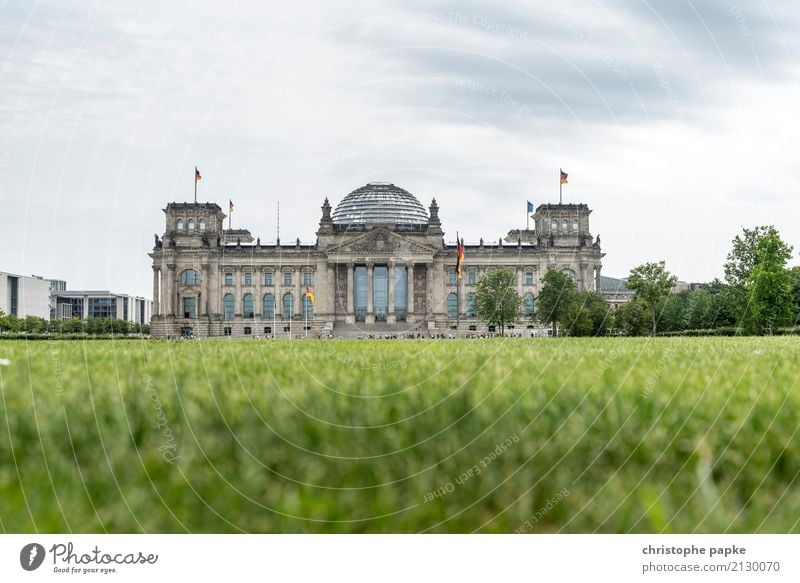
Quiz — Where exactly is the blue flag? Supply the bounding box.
[527,201,534,212]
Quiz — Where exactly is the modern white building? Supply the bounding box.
[0,271,52,319]
[51,290,152,324]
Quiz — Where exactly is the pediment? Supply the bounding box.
[324,227,437,256]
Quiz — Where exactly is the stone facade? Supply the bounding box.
[149,185,604,338]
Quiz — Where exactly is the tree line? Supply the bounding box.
[475,225,800,336]
[0,313,150,336]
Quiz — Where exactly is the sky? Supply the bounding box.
[1,0,799,298]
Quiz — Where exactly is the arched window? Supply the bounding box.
[551,219,558,230]
[283,293,294,318]
[243,293,254,318]
[198,219,206,231]
[523,293,535,316]
[303,295,314,319]
[179,269,200,285]
[562,268,577,283]
[176,219,184,230]
[467,293,477,317]
[263,293,274,318]
[572,220,578,231]
[561,220,568,231]
[447,292,458,318]
[223,293,235,319]
[187,219,195,231]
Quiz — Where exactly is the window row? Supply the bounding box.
[445,292,535,318]
[447,270,536,286]
[175,218,207,231]
[222,271,313,287]
[221,292,313,319]
[550,219,579,232]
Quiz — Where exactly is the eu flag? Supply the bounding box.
[527,201,534,212]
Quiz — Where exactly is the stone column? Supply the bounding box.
[366,262,374,324]
[200,261,209,316]
[387,261,395,324]
[275,266,283,319]
[209,262,218,316]
[295,268,302,318]
[459,270,467,315]
[152,266,160,316]
[346,262,354,324]
[234,267,242,316]
[426,262,435,317]
[595,264,602,292]
[167,265,176,316]
[407,261,415,322]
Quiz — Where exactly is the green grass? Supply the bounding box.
[0,337,798,533]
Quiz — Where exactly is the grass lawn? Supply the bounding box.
[0,337,798,533]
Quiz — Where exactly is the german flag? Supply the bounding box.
[456,232,465,279]
[195,167,202,182]
[305,286,315,304]
[560,169,568,184]
[229,199,235,213]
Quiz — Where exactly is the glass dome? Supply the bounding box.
[332,182,429,226]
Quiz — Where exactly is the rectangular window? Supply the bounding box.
[284,272,292,286]
[283,325,291,332]
[182,296,197,318]
[468,325,477,331]
[244,272,253,286]
[467,271,476,285]
[8,276,18,316]
[88,297,117,319]
[264,272,273,286]
[224,272,233,286]
[303,272,312,285]
[525,271,534,285]
[264,326,272,334]
[448,272,457,285]
[244,326,252,335]
[223,327,232,336]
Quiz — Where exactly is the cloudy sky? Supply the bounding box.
[1,0,799,297]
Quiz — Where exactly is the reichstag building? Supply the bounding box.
[149,182,604,337]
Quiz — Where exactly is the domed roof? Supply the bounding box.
[332,182,429,226]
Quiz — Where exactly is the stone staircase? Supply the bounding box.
[331,320,430,338]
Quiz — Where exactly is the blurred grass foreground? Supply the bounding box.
[0,337,798,533]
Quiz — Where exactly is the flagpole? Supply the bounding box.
[194,170,197,203]
[559,169,562,204]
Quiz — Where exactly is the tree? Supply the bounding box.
[565,291,612,336]
[790,266,800,325]
[626,261,677,336]
[536,269,577,335]
[724,226,794,334]
[747,228,793,334]
[724,226,772,288]
[614,299,652,336]
[475,268,521,335]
